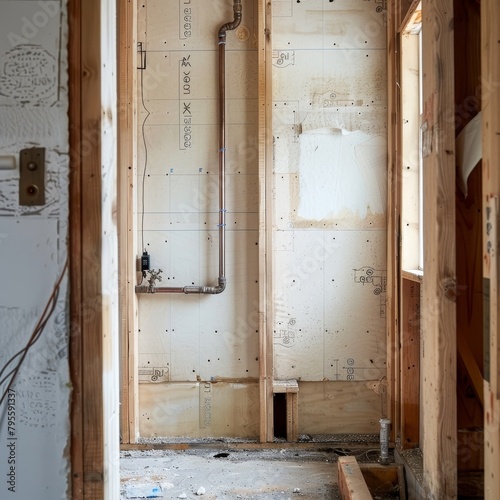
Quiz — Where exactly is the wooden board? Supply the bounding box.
[385,0,401,444]
[118,0,139,445]
[298,381,384,435]
[338,456,373,500]
[420,0,457,497]
[359,463,406,500]
[401,278,420,449]
[139,382,259,439]
[481,0,500,497]
[258,0,274,444]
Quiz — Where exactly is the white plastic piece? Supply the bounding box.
[0,155,16,170]
[196,486,206,495]
[124,481,163,498]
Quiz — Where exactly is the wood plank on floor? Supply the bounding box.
[338,456,373,500]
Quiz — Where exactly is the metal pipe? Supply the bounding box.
[379,418,391,465]
[136,0,242,296]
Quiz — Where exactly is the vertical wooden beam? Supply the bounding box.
[481,0,500,497]
[118,0,138,445]
[81,1,104,498]
[401,278,420,449]
[386,0,401,444]
[421,0,457,497]
[258,0,274,443]
[68,0,84,496]
[69,0,111,497]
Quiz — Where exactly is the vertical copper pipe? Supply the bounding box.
[219,40,226,283]
[217,0,242,287]
[136,0,242,295]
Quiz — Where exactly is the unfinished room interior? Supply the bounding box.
[0,0,499,498]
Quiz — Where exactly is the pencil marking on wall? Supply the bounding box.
[199,382,212,429]
[274,328,296,348]
[138,366,170,384]
[179,55,193,150]
[273,50,295,68]
[353,266,387,318]
[0,45,57,105]
[179,3,192,40]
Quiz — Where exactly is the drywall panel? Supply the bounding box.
[136,0,259,439]
[274,230,386,381]
[0,1,70,498]
[272,0,387,383]
[139,382,259,439]
[272,0,386,50]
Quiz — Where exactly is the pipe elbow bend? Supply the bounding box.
[215,277,226,294]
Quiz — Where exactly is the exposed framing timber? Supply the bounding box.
[68,0,84,495]
[258,0,274,443]
[69,0,120,497]
[386,0,402,444]
[421,0,457,497]
[69,0,105,496]
[401,278,420,449]
[118,0,139,445]
[399,0,421,34]
[481,0,500,496]
[338,456,373,500]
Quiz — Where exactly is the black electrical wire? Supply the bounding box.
[140,57,150,256]
[0,260,67,408]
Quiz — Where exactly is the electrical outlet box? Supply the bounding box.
[19,147,45,206]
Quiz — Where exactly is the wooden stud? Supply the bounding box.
[421,0,457,497]
[385,0,402,445]
[118,0,139,445]
[68,0,84,497]
[401,278,420,449]
[481,0,500,497]
[338,456,373,500]
[81,0,105,497]
[258,0,274,443]
[69,0,113,496]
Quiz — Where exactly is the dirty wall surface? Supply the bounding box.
[0,1,70,497]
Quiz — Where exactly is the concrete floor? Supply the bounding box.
[120,447,382,499]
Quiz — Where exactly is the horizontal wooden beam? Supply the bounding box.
[338,456,373,500]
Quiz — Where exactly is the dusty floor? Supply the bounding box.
[120,447,382,499]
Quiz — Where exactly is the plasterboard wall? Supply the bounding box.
[0,1,70,497]
[136,0,260,439]
[272,0,388,384]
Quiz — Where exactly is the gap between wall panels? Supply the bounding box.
[121,0,389,444]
